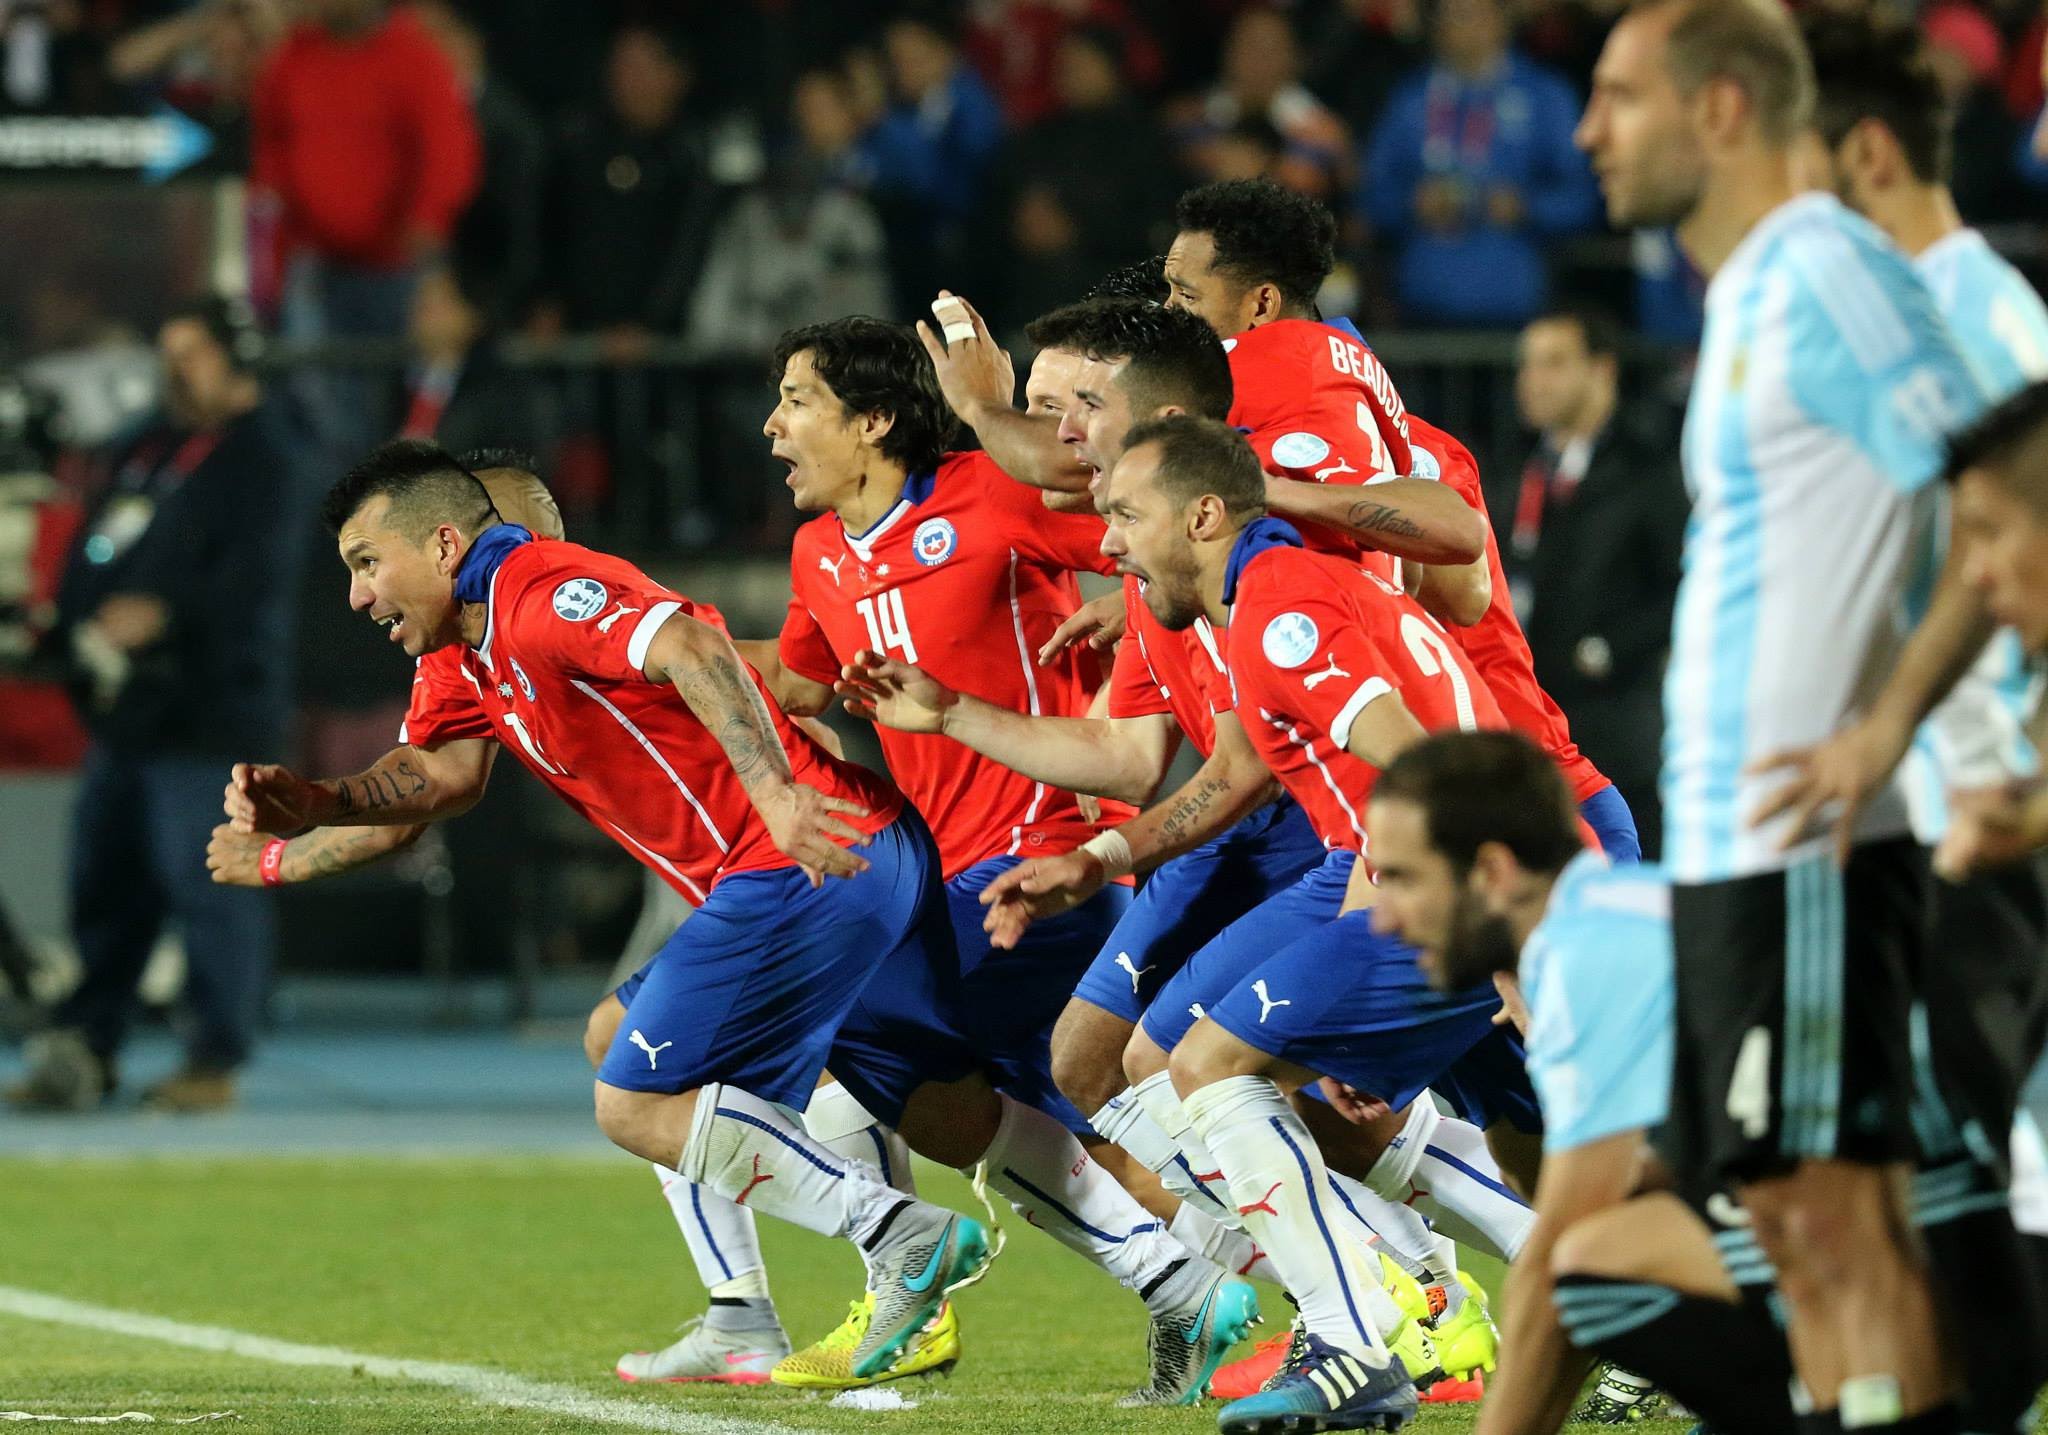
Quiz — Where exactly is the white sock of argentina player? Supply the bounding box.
[978,1094,1199,1304]
[804,1081,918,1198]
[1367,1100,1533,1261]
[1184,1075,1394,1358]
[677,1084,942,1273]
[651,1163,772,1302]
[1093,1073,1238,1219]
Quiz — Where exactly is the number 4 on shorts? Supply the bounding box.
[1726,1026,1773,1140]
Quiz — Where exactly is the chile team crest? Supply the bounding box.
[912,517,958,567]
[511,658,535,702]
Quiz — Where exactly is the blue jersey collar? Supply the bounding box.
[1222,516,1304,607]
[454,524,534,606]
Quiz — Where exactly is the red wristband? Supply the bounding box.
[259,839,288,888]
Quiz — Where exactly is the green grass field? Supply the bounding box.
[0,1156,1698,1434]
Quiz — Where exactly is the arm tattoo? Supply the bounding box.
[674,644,794,793]
[1343,499,1427,541]
[1155,773,1233,851]
[289,827,414,882]
[330,756,432,819]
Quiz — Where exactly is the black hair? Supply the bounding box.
[1804,12,1950,185]
[884,2,962,47]
[1173,179,1337,311]
[1063,20,1125,72]
[1119,414,1266,520]
[1943,379,2048,494]
[1531,301,1621,359]
[616,18,693,70]
[163,294,264,372]
[324,438,499,539]
[1023,299,1233,421]
[1372,731,1584,876]
[458,446,540,475]
[1085,255,1168,304]
[772,317,957,475]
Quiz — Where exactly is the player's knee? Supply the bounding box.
[584,997,624,1070]
[1050,1001,1126,1114]
[1167,1022,1262,1098]
[1551,1206,1641,1283]
[1121,1026,1170,1088]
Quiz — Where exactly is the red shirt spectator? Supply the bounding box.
[251,3,479,272]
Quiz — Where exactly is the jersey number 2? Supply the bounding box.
[857,590,919,663]
[1399,614,1478,732]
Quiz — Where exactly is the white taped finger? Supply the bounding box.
[932,297,976,345]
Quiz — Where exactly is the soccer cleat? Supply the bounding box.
[771,1293,962,1389]
[1421,1373,1487,1404]
[1119,1270,1262,1407]
[1429,1272,1499,1381]
[1217,1332,1418,1434]
[1208,1326,1296,1401]
[614,1314,790,1384]
[1573,1365,1665,1423]
[853,1209,989,1379]
[1386,1314,1443,1393]
[1381,1255,1434,1329]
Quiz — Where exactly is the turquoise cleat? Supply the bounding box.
[1217,1332,1419,1434]
[1120,1270,1263,1407]
[852,1210,992,1380]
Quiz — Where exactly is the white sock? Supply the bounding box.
[805,1082,918,1197]
[1327,1170,1433,1280]
[651,1162,769,1297]
[979,1094,1195,1300]
[678,1084,905,1245]
[1428,1230,1460,1285]
[1127,1071,1238,1219]
[1170,1201,1280,1284]
[1183,1074,1390,1356]
[1410,1120,1533,1260]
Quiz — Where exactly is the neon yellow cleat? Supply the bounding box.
[1430,1272,1500,1381]
[1381,1253,1434,1329]
[1388,1311,1444,1392]
[769,1292,961,1390]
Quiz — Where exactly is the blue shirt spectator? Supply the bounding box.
[1361,0,1597,327]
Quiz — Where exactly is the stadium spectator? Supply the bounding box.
[963,0,1163,126]
[253,0,479,463]
[538,21,717,359]
[1505,304,1685,858]
[412,0,546,334]
[1919,1,2026,221]
[1169,7,1350,200]
[686,68,890,358]
[1297,0,1427,149]
[856,7,1007,311]
[107,0,283,172]
[394,267,554,463]
[5,297,307,1114]
[1360,0,1598,326]
[998,24,1174,328]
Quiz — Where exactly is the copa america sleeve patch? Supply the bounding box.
[1269,432,1332,471]
[552,577,610,621]
[1261,611,1321,669]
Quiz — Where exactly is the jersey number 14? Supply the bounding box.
[857,590,919,663]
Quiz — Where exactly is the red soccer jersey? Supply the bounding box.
[1227,318,1415,558]
[400,537,900,903]
[1107,575,1229,759]
[780,451,1116,879]
[1223,539,1505,854]
[1401,415,1609,805]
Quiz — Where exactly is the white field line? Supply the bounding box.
[0,1287,796,1435]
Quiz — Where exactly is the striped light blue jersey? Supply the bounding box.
[1900,228,2048,839]
[1521,853,1673,1154]
[1664,194,1987,882]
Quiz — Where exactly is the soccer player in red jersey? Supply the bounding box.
[1162,180,1640,860]
[744,319,1258,1402]
[217,441,1237,1394]
[1093,417,1548,1434]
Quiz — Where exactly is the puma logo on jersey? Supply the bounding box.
[1113,952,1152,994]
[1302,655,1350,691]
[1252,980,1291,1023]
[819,554,849,585]
[1313,456,1358,482]
[628,1029,672,1068]
[596,602,642,634]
